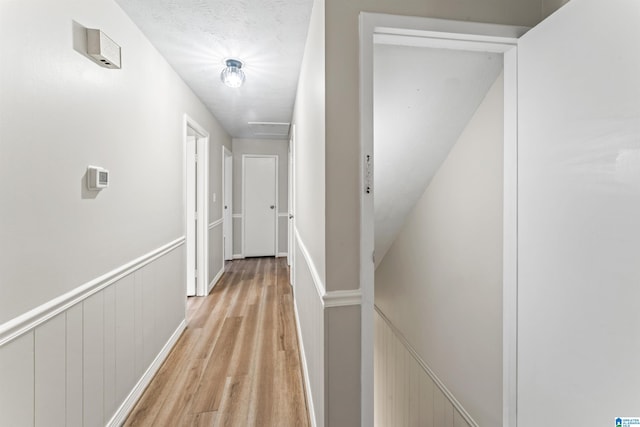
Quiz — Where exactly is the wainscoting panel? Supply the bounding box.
[84,291,105,427]
[293,237,325,427]
[232,215,243,256]
[115,275,136,403]
[104,285,118,423]
[0,332,33,426]
[278,214,288,255]
[34,313,66,426]
[375,309,474,427]
[208,221,224,292]
[66,304,83,427]
[0,240,186,427]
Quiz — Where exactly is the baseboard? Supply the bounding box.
[293,301,317,427]
[277,252,288,258]
[208,266,225,294]
[107,319,186,426]
[232,254,245,259]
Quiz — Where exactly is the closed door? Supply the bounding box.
[243,156,277,257]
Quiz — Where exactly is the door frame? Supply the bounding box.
[288,125,296,283]
[222,146,233,261]
[242,154,279,257]
[184,114,209,297]
[359,13,525,427]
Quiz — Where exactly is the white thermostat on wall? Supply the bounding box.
[87,165,109,190]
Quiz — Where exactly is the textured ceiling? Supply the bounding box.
[115,0,313,139]
[374,44,503,267]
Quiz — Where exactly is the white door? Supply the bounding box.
[185,136,197,296]
[517,0,640,425]
[223,148,233,261]
[243,156,277,257]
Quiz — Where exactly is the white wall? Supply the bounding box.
[290,0,327,424]
[0,0,229,423]
[517,0,640,424]
[231,138,289,257]
[375,73,504,427]
[0,0,229,325]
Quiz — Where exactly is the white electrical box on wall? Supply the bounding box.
[87,166,109,190]
[86,29,121,69]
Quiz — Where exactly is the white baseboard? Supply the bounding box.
[277,252,288,258]
[232,254,245,259]
[107,319,186,427]
[293,302,317,427]
[208,266,225,294]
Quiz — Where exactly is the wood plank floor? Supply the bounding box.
[124,257,310,427]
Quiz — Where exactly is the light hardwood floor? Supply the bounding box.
[124,257,310,427]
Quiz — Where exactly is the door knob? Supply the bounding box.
[270,205,275,209]
[289,214,294,219]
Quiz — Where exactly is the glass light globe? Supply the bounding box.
[221,59,245,88]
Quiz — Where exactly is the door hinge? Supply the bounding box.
[195,153,198,162]
[364,154,373,194]
[194,269,198,278]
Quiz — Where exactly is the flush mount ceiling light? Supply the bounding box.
[220,59,245,88]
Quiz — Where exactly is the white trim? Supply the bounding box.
[277,252,289,258]
[278,212,289,217]
[359,13,524,427]
[294,226,362,308]
[223,146,233,262]
[323,290,362,308]
[293,301,318,427]
[0,237,185,348]
[502,46,519,427]
[107,319,186,427]
[232,254,245,260]
[294,227,325,298]
[208,266,224,294]
[208,218,224,230]
[232,213,243,219]
[184,114,210,297]
[242,154,279,257]
[375,306,479,427]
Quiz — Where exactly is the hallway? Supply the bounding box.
[124,258,310,426]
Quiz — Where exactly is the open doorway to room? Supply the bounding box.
[359,15,524,427]
[185,115,210,298]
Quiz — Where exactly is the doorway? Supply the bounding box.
[242,155,278,257]
[360,14,522,427]
[288,125,296,284]
[184,115,209,297]
[223,147,233,261]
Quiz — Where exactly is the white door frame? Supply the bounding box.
[184,114,209,297]
[242,154,278,257]
[288,125,296,283]
[223,146,233,261]
[359,13,525,427]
